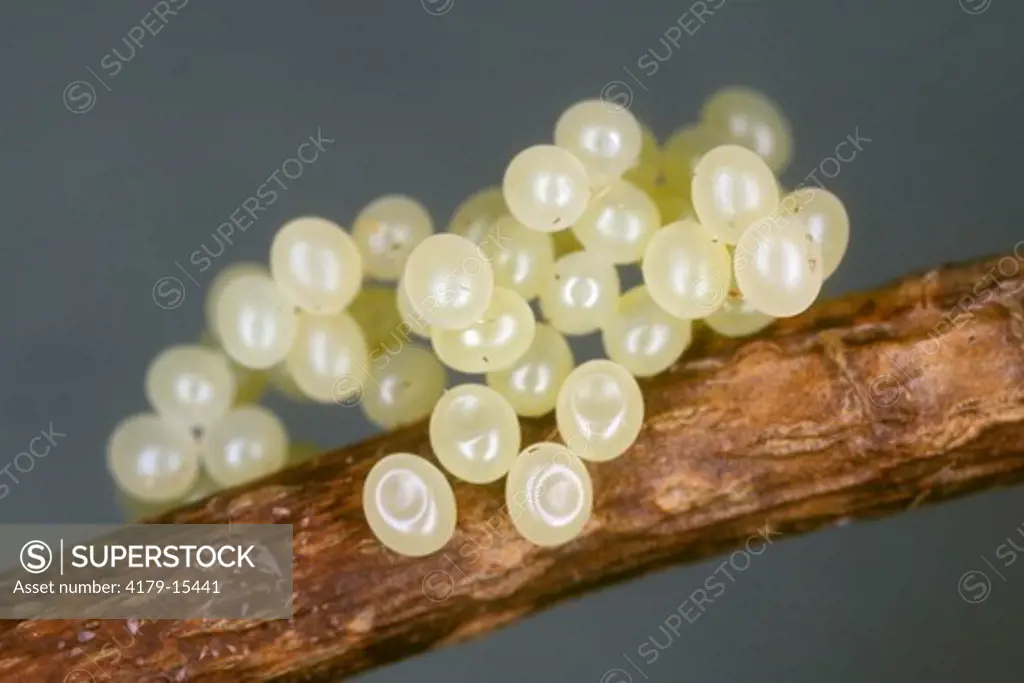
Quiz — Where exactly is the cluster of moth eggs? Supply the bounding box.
[107,87,850,554]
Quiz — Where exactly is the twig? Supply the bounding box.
[5,254,1024,682]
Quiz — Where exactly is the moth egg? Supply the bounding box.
[200,405,289,488]
[733,212,823,318]
[781,187,849,279]
[556,359,644,462]
[213,272,298,369]
[503,145,592,233]
[539,251,620,335]
[482,214,555,300]
[701,86,794,172]
[205,262,267,343]
[361,344,447,430]
[601,285,692,377]
[431,287,536,374]
[506,442,593,547]
[691,144,780,244]
[198,330,269,405]
[145,345,236,431]
[285,311,369,403]
[704,297,775,338]
[352,195,433,281]
[661,123,727,192]
[116,470,219,521]
[622,121,662,189]
[486,323,575,418]
[641,220,731,319]
[107,413,200,503]
[270,216,363,314]
[402,233,495,330]
[363,453,457,557]
[348,285,404,349]
[554,99,643,183]
[429,384,521,484]
[448,186,509,246]
[396,275,432,339]
[571,179,661,264]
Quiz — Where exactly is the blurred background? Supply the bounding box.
[2,0,1023,680]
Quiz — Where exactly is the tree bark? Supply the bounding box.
[5,254,1024,683]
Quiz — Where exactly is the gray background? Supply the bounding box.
[1,0,1023,681]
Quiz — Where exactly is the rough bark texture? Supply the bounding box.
[5,254,1024,683]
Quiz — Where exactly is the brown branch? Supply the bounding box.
[5,254,1024,683]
